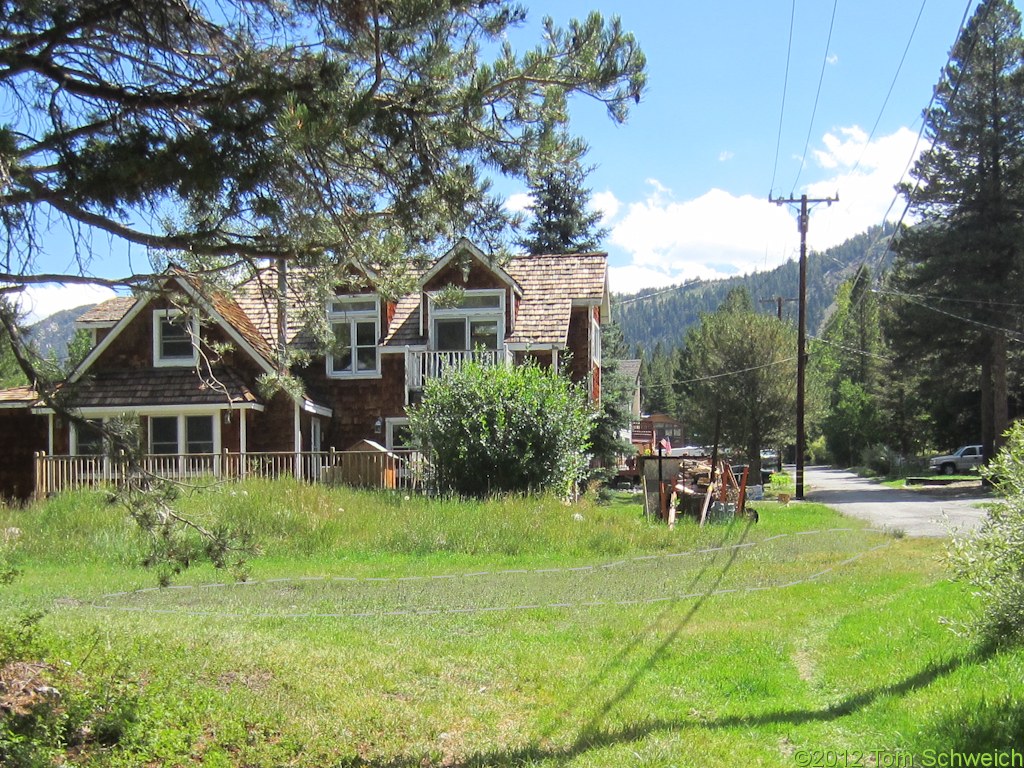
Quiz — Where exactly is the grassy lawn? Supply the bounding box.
[1,480,1021,766]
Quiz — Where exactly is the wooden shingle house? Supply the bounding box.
[0,239,610,498]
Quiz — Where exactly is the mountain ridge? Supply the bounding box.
[613,223,895,354]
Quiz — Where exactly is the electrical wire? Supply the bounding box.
[769,0,798,198]
[614,279,701,307]
[808,335,893,361]
[887,292,1024,343]
[791,0,840,192]
[640,356,799,390]
[837,0,977,323]
[847,0,929,180]
[873,287,1024,309]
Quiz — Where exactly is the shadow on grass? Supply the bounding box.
[914,693,1024,754]
[338,637,1005,767]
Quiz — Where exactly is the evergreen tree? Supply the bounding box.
[517,132,608,255]
[889,0,1024,460]
[1,1,645,290]
[816,267,887,464]
[680,288,797,478]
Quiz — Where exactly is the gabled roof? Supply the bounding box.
[419,238,523,296]
[67,243,609,368]
[505,252,608,345]
[69,270,278,385]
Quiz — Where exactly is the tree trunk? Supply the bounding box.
[992,330,1009,453]
[981,351,994,463]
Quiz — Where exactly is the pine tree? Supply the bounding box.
[889,0,1024,459]
[680,288,797,478]
[517,132,608,255]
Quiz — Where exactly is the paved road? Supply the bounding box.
[801,466,990,537]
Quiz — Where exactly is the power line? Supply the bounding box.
[808,335,893,362]
[881,0,982,260]
[848,0,929,180]
[881,291,1024,343]
[769,0,797,197]
[614,279,701,307]
[791,0,839,192]
[874,287,1024,309]
[641,356,799,390]
[839,0,978,322]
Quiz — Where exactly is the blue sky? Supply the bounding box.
[21,0,978,321]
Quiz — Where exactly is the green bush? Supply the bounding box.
[409,360,591,498]
[859,443,899,476]
[949,420,1024,641]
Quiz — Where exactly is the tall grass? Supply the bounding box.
[1,478,849,577]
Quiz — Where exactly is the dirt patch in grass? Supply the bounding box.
[0,660,58,716]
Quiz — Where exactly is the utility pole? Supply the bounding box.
[760,296,797,321]
[770,192,838,500]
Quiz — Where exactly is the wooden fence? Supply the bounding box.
[33,449,425,498]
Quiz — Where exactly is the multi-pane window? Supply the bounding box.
[386,418,414,450]
[430,291,503,351]
[327,297,380,377]
[150,417,179,454]
[149,415,216,454]
[153,309,197,366]
[186,416,214,454]
[74,419,105,456]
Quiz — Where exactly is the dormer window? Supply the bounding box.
[327,295,381,378]
[153,309,198,367]
[429,290,504,351]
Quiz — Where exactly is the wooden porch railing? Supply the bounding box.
[33,449,425,498]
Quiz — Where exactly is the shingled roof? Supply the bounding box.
[67,367,258,409]
[73,249,608,360]
[76,296,136,324]
[505,252,607,345]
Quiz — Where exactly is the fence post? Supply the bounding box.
[33,451,43,500]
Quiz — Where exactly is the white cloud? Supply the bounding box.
[605,184,799,291]
[605,126,924,294]
[591,190,621,223]
[826,53,839,66]
[718,150,735,162]
[504,192,532,213]
[16,284,118,325]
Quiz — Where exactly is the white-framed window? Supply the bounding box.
[385,417,414,451]
[327,296,381,378]
[149,414,218,455]
[72,418,105,456]
[429,290,504,351]
[590,313,602,367]
[153,309,199,367]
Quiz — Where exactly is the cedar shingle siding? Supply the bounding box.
[0,239,609,497]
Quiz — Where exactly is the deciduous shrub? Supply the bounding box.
[950,420,1024,641]
[409,361,591,498]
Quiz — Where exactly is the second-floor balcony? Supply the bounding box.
[405,348,508,393]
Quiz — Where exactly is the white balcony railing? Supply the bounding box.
[405,348,506,393]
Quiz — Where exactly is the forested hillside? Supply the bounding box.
[614,223,895,354]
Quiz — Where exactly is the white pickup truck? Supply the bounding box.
[929,444,984,475]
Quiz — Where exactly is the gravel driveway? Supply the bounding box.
[801,466,990,537]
